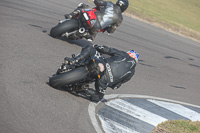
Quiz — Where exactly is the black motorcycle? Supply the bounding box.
[50,7,104,40]
[49,52,103,97]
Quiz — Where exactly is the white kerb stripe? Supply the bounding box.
[106,99,168,126]
[99,115,140,133]
[148,99,200,121]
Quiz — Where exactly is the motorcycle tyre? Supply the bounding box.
[50,19,79,38]
[49,67,88,89]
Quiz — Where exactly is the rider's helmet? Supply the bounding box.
[127,50,139,63]
[116,0,129,12]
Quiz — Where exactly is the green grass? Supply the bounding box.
[152,120,200,133]
[104,0,200,41]
[127,0,200,32]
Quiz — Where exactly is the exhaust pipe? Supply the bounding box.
[79,28,85,34]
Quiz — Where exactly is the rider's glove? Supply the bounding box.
[106,25,117,33]
[93,44,104,50]
[93,44,99,49]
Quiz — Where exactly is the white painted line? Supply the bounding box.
[88,102,103,133]
[148,99,200,121]
[99,115,140,133]
[106,99,168,126]
[104,94,200,108]
[88,94,200,133]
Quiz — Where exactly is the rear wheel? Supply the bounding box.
[49,67,88,89]
[50,19,79,38]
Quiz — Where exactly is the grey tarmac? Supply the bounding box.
[0,0,200,133]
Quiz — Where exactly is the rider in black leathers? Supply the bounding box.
[65,0,129,40]
[68,44,139,102]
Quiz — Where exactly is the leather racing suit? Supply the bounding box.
[91,0,123,36]
[65,1,123,40]
[73,45,137,102]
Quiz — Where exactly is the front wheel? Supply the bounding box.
[49,67,89,89]
[50,19,79,38]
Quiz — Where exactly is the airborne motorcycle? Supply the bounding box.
[50,7,104,40]
[49,51,103,96]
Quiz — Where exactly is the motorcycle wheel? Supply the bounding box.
[49,67,88,89]
[50,19,79,38]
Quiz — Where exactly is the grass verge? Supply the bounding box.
[152,120,200,133]
[88,0,200,42]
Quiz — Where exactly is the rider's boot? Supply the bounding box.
[82,32,96,41]
[85,89,105,102]
[82,32,92,41]
[85,88,96,96]
[64,10,80,19]
[64,3,89,19]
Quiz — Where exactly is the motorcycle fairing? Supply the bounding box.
[82,9,97,28]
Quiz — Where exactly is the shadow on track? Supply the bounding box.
[46,82,92,101]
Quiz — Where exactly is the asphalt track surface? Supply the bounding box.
[0,0,200,133]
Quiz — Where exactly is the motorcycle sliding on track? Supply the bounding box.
[49,53,103,99]
[50,6,104,40]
